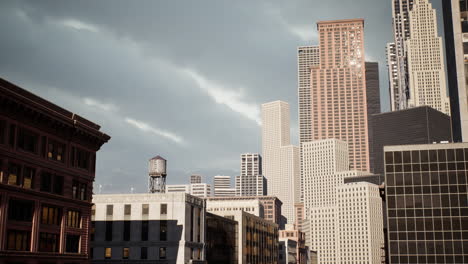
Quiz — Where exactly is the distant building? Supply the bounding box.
[384,143,468,263]
[236,153,266,196]
[0,78,110,264]
[165,184,190,193]
[91,193,206,264]
[262,101,300,225]
[206,197,264,218]
[294,203,305,231]
[442,0,468,141]
[213,175,235,197]
[206,196,282,227]
[190,174,202,184]
[371,106,452,175]
[205,213,238,264]
[190,183,211,198]
[303,19,372,172]
[209,210,279,264]
[279,224,308,264]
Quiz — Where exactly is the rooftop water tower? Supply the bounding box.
[148,155,167,193]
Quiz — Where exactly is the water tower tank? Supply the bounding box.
[148,156,167,193]
[149,156,167,176]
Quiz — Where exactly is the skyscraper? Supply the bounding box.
[298,46,320,144]
[406,0,450,115]
[261,101,300,225]
[302,139,384,263]
[387,0,414,111]
[213,175,235,197]
[306,19,370,172]
[384,143,468,263]
[235,153,266,196]
[388,0,450,115]
[442,0,468,142]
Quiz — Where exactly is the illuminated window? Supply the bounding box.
[7,163,20,186]
[105,248,112,259]
[123,247,130,259]
[41,205,61,226]
[159,247,167,259]
[67,210,81,228]
[6,230,30,251]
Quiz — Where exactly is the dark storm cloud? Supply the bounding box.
[0,0,446,193]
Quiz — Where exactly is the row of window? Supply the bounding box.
[100,246,165,260]
[0,120,94,171]
[6,230,80,253]
[8,199,82,228]
[3,161,88,200]
[105,203,167,216]
[100,220,168,242]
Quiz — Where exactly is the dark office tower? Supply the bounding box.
[366,62,382,174]
[0,78,110,264]
[442,0,468,142]
[371,106,452,175]
[384,143,468,264]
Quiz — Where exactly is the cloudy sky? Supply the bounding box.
[0,0,445,193]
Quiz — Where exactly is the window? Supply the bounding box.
[105,221,113,241]
[39,233,59,252]
[22,166,34,189]
[160,220,167,241]
[67,210,81,228]
[8,199,33,222]
[40,172,52,192]
[7,230,30,251]
[159,247,167,259]
[76,148,90,170]
[106,205,113,216]
[79,183,87,200]
[53,175,63,195]
[41,205,61,225]
[65,235,80,253]
[47,140,65,162]
[142,204,149,215]
[141,221,149,241]
[0,119,6,144]
[123,221,130,241]
[124,204,131,215]
[7,163,20,186]
[17,128,38,153]
[8,124,16,147]
[141,247,148,259]
[160,204,167,215]
[105,248,112,259]
[123,247,130,259]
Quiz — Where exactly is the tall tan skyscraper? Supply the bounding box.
[298,46,320,144]
[406,0,450,115]
[307,19,370,172]
[261,101,300,225]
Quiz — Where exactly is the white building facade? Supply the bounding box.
[302,139,384,264]
[406,0,450,115]
[166,184,190,193]
[213,175,235,197]
[206,198,264,218]
[336,183,384,264]
[261,101,300,225]
[91,193,206,264]
[190,183,211,198]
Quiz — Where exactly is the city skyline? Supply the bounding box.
[0,0,447,193]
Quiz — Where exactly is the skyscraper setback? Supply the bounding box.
[235,153,266,197]
[388,0,450,115]
[261,101,300,225]
[305,19,371,172]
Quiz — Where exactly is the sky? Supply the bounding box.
[0,0,445,193]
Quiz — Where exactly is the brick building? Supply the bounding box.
[0,78,110,264]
